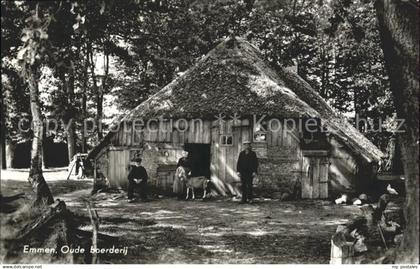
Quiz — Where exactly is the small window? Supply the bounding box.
[253,122,267,142]
[253,131,267,142]
[220,135,233,146]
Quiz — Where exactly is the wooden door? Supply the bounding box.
[108,148,130,189]
[302,156,329,199]
[211,120,251,195]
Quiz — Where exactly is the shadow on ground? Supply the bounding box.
[1,173,366,264]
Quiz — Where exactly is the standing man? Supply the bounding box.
[236,140,259,203]
[127,157,149,202]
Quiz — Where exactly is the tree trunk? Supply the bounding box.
[96,52,110,142]
[87,44,103,141]
[80,47,89,153]
[0,132,4,169]
[66,122,76,163]
[96,88,103,141]
[27,65,54,206]
[375,0,419,263]
[1,88,6,169]
[61,72,76,163]
[5,139,15,169]
[81,74,87,153]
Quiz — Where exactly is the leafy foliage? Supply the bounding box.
[1,0,395,156]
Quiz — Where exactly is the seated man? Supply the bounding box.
[127,157,149,202]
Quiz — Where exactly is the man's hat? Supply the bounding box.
[243,140,251,144]
[132,157,142,162]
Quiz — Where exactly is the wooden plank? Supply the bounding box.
[111,151,116,186]
[210,126,218,178]
[158,122,166,142]
[269,119,282,146]
[166,122,172,142]
[279,120,284,146]
[266,128,272,146]
[312,158,320,198]
[302,176,311,199]
[116,151,122,187]
[225,145,231,183]
[319,157,329,182]
[195,120,202,143]
[302,150,329,157]
[191,119,200,143]
[215,127,222,181]
[220,147,227,183]
[284,120,299,147]
[241,125,251,143]
[116,151,121,186]
[123,150,130,186]
[231,126,241,182]
[127,123,133,146]
[320,182,328,199]
[120,128,126,146]
[149,129,158,142]
[121,150,128,187]
[319,157,329,198]
[108,151,114,187]
[203,121,211,144]
[330,238,355,264]
[113,128,119,146]
[118,124,125,146]
[143,129,150,142]
[172,130,179,145]
[133,129,143,145]
[126,126,131,145]
[121,151,128,186]
[179,129,186,144]
[301,158,311,198]
[132,121,143,145]
[225,131,234,183]
[187,119,194,143]
[191,120,198,143]
[281,121,287,147]
[131,124,137,145]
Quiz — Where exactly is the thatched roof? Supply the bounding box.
[89,37,384,163]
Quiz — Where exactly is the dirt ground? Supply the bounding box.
[1,169,396,264]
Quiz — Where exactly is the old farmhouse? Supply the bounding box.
[87,37,384,199]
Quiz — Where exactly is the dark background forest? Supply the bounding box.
[1,0,418,264]
[1,0,396,169]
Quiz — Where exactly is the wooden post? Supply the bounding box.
[66,158,76,180]
[330,238,355,264]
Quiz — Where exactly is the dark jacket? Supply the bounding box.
[177,156,192,174]
[237,150,259,177]
[177,157,192,168]
[128,165,148,183]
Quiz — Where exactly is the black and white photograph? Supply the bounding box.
[0,0,418,266]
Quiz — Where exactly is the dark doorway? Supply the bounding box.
[184,143,211,178]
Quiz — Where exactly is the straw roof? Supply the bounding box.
[89,37,383,163]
